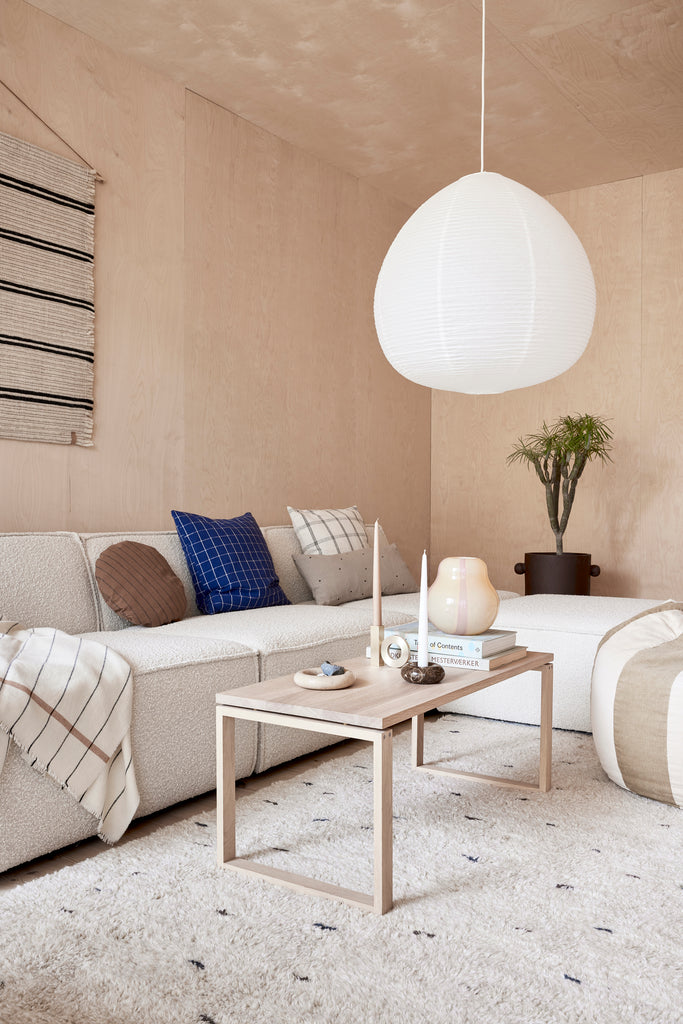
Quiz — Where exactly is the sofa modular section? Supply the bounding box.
[78,527,422,771]
[0,526,421,871]
[0,634,259,873]
[5,523,663,874]
[152,592,422,773]
[439,594,663,732]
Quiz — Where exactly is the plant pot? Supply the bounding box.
[513,552,600,596]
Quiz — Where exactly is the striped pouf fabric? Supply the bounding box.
[591,602,683,807]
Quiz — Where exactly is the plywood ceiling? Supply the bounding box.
[25,0,683,207]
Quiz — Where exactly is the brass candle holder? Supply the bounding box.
[369,624,384,667]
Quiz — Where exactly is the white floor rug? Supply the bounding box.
[1,715,681,1024]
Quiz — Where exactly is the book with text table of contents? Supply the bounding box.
[366,644,528,671]
[383,621,517,658]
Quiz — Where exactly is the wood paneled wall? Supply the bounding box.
[183,93,430,570]
[5,0,681,594]
[0,0,430,573]
[431,170,683,599]
[640,169,683,596]
[0,0,186,532]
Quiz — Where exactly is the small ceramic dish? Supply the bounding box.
[293,668,356,690]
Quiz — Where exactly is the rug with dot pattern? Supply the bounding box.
[1,714,681,1024]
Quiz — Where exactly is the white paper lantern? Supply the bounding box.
[374,171,596,394]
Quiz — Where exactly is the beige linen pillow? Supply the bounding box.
[293,545,417,606]
[287,505,369,555]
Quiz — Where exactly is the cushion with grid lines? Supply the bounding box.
[171,510,290,614]
[287,504,369,556]
[95,541,187,627]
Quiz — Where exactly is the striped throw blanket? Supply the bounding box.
[0,619,139,842]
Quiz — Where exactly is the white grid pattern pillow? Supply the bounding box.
[287,505,369,556]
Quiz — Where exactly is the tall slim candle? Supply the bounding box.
[417,550,429,668]
[372,520,382,627]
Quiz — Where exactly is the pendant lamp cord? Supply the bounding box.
[480,0,486,173]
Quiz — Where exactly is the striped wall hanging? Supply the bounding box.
[0,131,96,446]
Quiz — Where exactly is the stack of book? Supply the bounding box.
[379,620,526,670]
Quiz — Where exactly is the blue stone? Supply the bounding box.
[321,661,345,676]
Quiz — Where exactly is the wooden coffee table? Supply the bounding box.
[216,651,553,914]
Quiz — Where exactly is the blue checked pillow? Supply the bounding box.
[171,510,290,614]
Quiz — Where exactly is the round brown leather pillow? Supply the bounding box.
[95,541,187,627]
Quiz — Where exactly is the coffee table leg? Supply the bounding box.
[216,710,236,864]
[538,661,553,793]
[413,660,553,792]
[411,714,424,768]
[216,708,393,913]
[374,729,393,913]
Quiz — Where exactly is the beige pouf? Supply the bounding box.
[591,601,683,807]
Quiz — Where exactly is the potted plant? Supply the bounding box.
[507,413,613,595]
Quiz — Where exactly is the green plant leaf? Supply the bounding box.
[507,413,613,549]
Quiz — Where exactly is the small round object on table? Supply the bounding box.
[380,634,411,668]
[293,668,356,690]
[401,663,445,685]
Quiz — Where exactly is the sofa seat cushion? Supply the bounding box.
[78,627,256,674]
[153,596,421,773]
[493,594,664,635]
[77,629,259,816]
[149,590,516,675]
[438,594,664,732]
[153,595,419,672]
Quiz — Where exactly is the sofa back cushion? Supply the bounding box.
[81,522,391,628]
[82,532,199,630]
[260,525,314,604]
[0,532,99,634]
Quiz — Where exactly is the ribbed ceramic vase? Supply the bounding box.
[427,557,499,636]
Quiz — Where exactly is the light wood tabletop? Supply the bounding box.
[216,651,553,730]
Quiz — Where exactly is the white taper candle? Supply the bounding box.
[372,520,382,627]
[417,549,429,668]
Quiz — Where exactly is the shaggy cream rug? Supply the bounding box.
[1,715,681,1024]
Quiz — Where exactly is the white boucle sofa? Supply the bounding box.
[0,524,423,872]
[437,593,665,730]
[0,523,667,873]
